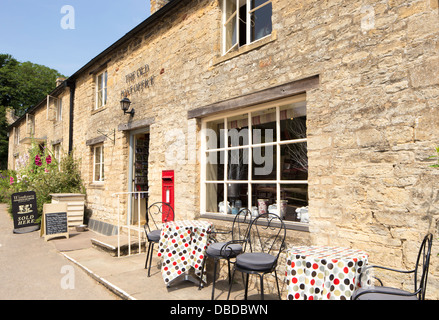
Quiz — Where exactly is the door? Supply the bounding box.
[128,130,150,225]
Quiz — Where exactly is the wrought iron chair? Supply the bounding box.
[227,212,286,300]
[143,202,174,277]
[198,208,251,300]
[352,233,433,300]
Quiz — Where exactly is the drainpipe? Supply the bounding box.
[66,79,75,154]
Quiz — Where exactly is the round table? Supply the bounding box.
[286,246,370,300]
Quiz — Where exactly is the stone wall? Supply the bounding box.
[66,0,439,298]
[8,90,70,170]
[6,0,438,299]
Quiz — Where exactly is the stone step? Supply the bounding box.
[91,234,147,257]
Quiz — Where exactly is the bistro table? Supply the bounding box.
[157,220,213,287]
[286,246,370,300]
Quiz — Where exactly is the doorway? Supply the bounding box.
[128,129,150,225]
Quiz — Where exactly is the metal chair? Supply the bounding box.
[352,233,433,300]
[227,212,286,300]
[198,208,251,300]
[143,202,174,277]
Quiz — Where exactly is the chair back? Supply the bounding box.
[245,213,286,261]
[231,208,252,242]
[414,233,433,300]
[144,202,174,233]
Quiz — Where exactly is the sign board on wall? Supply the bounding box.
[41,203,69,241]
[11,191,40,234]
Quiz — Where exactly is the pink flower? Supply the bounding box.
[44,168,49,173]
[35,155,42,167]
[45,155,52,165]
[9,177,14,185]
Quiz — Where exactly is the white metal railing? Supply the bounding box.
[112,191,148,257]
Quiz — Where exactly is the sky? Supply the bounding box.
[0,0,151,77]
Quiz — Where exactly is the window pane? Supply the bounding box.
[95,147,101,164]
[252,107,277,144]
[227,113,249,147]
[97,74,103,92]
[205,119,225,150]
[252,145,276,180]
[280,101,307,141]
[281,184,308,222]
[103,87,107,106]
[227,183,248,213]
[252,183,276,214]
[227,148,248,180]
[250,1,272,42]
[206,183,224,213]
[97,90,102,108]
[281,142,308,180]
[94,164,101,181]
[206,150,224,181]
[103,72,108,105]
[101,148,104,180]
[225,0,237,51]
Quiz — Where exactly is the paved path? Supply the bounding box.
[0,203,117,300]
[0,202,281,301]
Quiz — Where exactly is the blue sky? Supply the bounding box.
[0,0,151,77]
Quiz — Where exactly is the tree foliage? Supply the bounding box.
[0,53,64,169]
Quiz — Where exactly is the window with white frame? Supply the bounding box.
[222,0,272,54]
[93,144,105,182]
[95,70,107,110]
[56,98,62,121]
[14,126,20,145]
[201,95,308,223]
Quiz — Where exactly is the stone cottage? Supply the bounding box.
[8,0,439,299]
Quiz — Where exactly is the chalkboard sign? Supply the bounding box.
[42,203,69,241]
[11,191,39,234]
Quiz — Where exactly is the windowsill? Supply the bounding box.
[213,31,277,66]
[201,212,309,232]
[89,182,105,189]
[91,106,107,115]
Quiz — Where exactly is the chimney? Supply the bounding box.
[5,107,18,125]
[150,0,170,15]
[56,77,66,87]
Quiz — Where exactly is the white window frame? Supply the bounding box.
[222,0,272,55]
[93,144,105,182]
[95,70,108,110]
[200,95,308,224]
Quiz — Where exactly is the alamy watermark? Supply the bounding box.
[60,5,75,30]
[361,5,375,33]
[164,127,287,176]
[60,265,75,290]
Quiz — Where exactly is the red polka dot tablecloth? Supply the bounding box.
[286,246,370,300]
[157,220,213,285]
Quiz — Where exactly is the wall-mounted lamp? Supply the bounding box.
[120,97,135,116]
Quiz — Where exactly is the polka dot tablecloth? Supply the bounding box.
[157,220,213,285]
[286,246,370,300]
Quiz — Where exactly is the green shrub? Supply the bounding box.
[4,141,85,221]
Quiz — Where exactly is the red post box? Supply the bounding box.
[162,170,174,222]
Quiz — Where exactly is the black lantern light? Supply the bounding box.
[120,97,135,116]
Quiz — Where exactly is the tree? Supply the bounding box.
[0,53,65,170]
[0,105,8,169]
